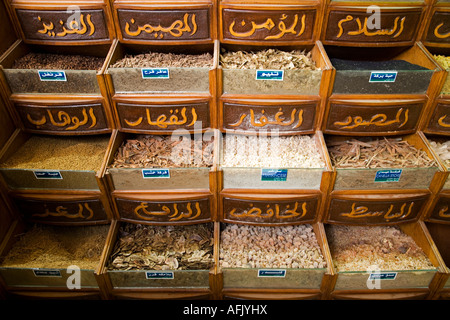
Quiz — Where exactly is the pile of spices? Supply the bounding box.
[433,54,450,70]
[108,223,214,270]
[327,137,436,169]
[429,139,450,168]
[222,134,324,168]
[327,225,434,272]
[0,224,109,269]
[220,224,326,269]
[330,58,429,71]
[110,135,214,168]
[0,135,109,171]
[220,48,318,70]
[12,52,104,71]
[110,52,213,68]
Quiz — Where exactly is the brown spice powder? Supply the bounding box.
[1,135,109,171]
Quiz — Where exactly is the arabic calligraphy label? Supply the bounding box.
[336,15,405,39]
[133,201,202,221]
[38,70,66,81]
[16,9,109,41]
[32,203,94,220]
[24,107,99,131]
[117,9,210,41]
[222,9,314,42]
[369,71,397,83]
[374,169,402,182]
[438,115,450,128]
[142,169,170,179]
[33,170,63,180]
[256,70,284,81]
[261,169,288,181]
[142,68,169,79]
[341,202,414,222]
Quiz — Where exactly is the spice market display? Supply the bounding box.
[0,0,449,301]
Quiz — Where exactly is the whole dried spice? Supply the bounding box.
[222,134,324,168]
[429,140,450,168]
[220,48,318,70]
[434,54,450,70]
[110,135,214,168]
[220,224,326,269]
[327,137,436,169]
[327,225,434,272]
[111,52,213,68]
[0,135,109,171]
[0,224,109,270]
[12,52,104,71]
[108,223,214,271]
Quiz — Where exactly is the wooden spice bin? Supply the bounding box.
[8,0,116,45]
[322,2,426,47]
[104,40,218,95]
[111,94,216,134]
[112,0,216,44]
[98,220,218,299]
[325,221,446,300]
[218,41,331,96]
[0,220,111,299]
[218,222,334,300]
[325,132,443,191]
[0,40,113,96]
[421,4,450,48]
[104,130,218,192]
[218,0,323,46]
[0,129,114,192]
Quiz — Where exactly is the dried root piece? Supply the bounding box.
[111,52,213,68]
[220,48,318,70]
[429,140,450,168]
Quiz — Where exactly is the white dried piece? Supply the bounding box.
[327,225,434,272]
[429,140,450,168]
[222,134,324,168]
[220,224,326,269]
[220,49,318,70]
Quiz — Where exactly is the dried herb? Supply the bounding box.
[108,223,214,271]
[12,53,104,71]
[327,137,436,169]
[220,48,318,70]
[110,52,213,68]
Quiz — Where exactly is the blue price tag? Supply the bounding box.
[142,169,170,179]
[369,71,397,83]
[33,170,63,179]
[369,272,397,280]
[33,269,62,277]
[141,68,170,79]
[261,169,288,181]
[146,271,174,279]
[258,269,286,277]
[38,70,67,81]
[256,70,284,81]
[374,169,402,182]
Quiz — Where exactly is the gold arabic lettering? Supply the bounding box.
[37,14,95,37]
[434,23,450,39]
[438,115,450,128]
[438,206,450,218]
[341,202,414,222]
[334,108,409,130]
[124,107,197,128]
[229,14,306,40]
[125,13,197,38]
[26,107,97,130]
[229,108,303,128]
[134,201,202,221]
[32,203,94,220]
[229,202,307,219]
[337,15,405,39]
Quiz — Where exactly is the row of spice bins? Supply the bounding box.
[2,0,449,47]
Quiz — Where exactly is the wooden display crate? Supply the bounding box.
[112,0,216,44]
[218,222,334,300]
[322,2,427,47]
[218,41,331,97]
[325,132,443,191]
[0,40,113,96]
[97,220,219,299]
[0,129,114,192]
[104,40,218,95]
[104,130,218,192]
[8,0,115,45]
[8,95,114,135]
[111,94,216,134]
[0,220,111,299]
[325,221,446,300]
[421,4,450,48]
[218,0,323,46]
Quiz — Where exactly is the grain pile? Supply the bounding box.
[110,135,214,168]
[0,135,109,171]
[429,140,450,168]
[12,52,104,71]
[222,134,324,168]
[327,225,434,272]
[110,52,213,68]
[0,224,109,269]
[108,223,214,270]
[327,137,436,169]
[220,224,326,269]
[434,54,450,93]
[220,48,318,70]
